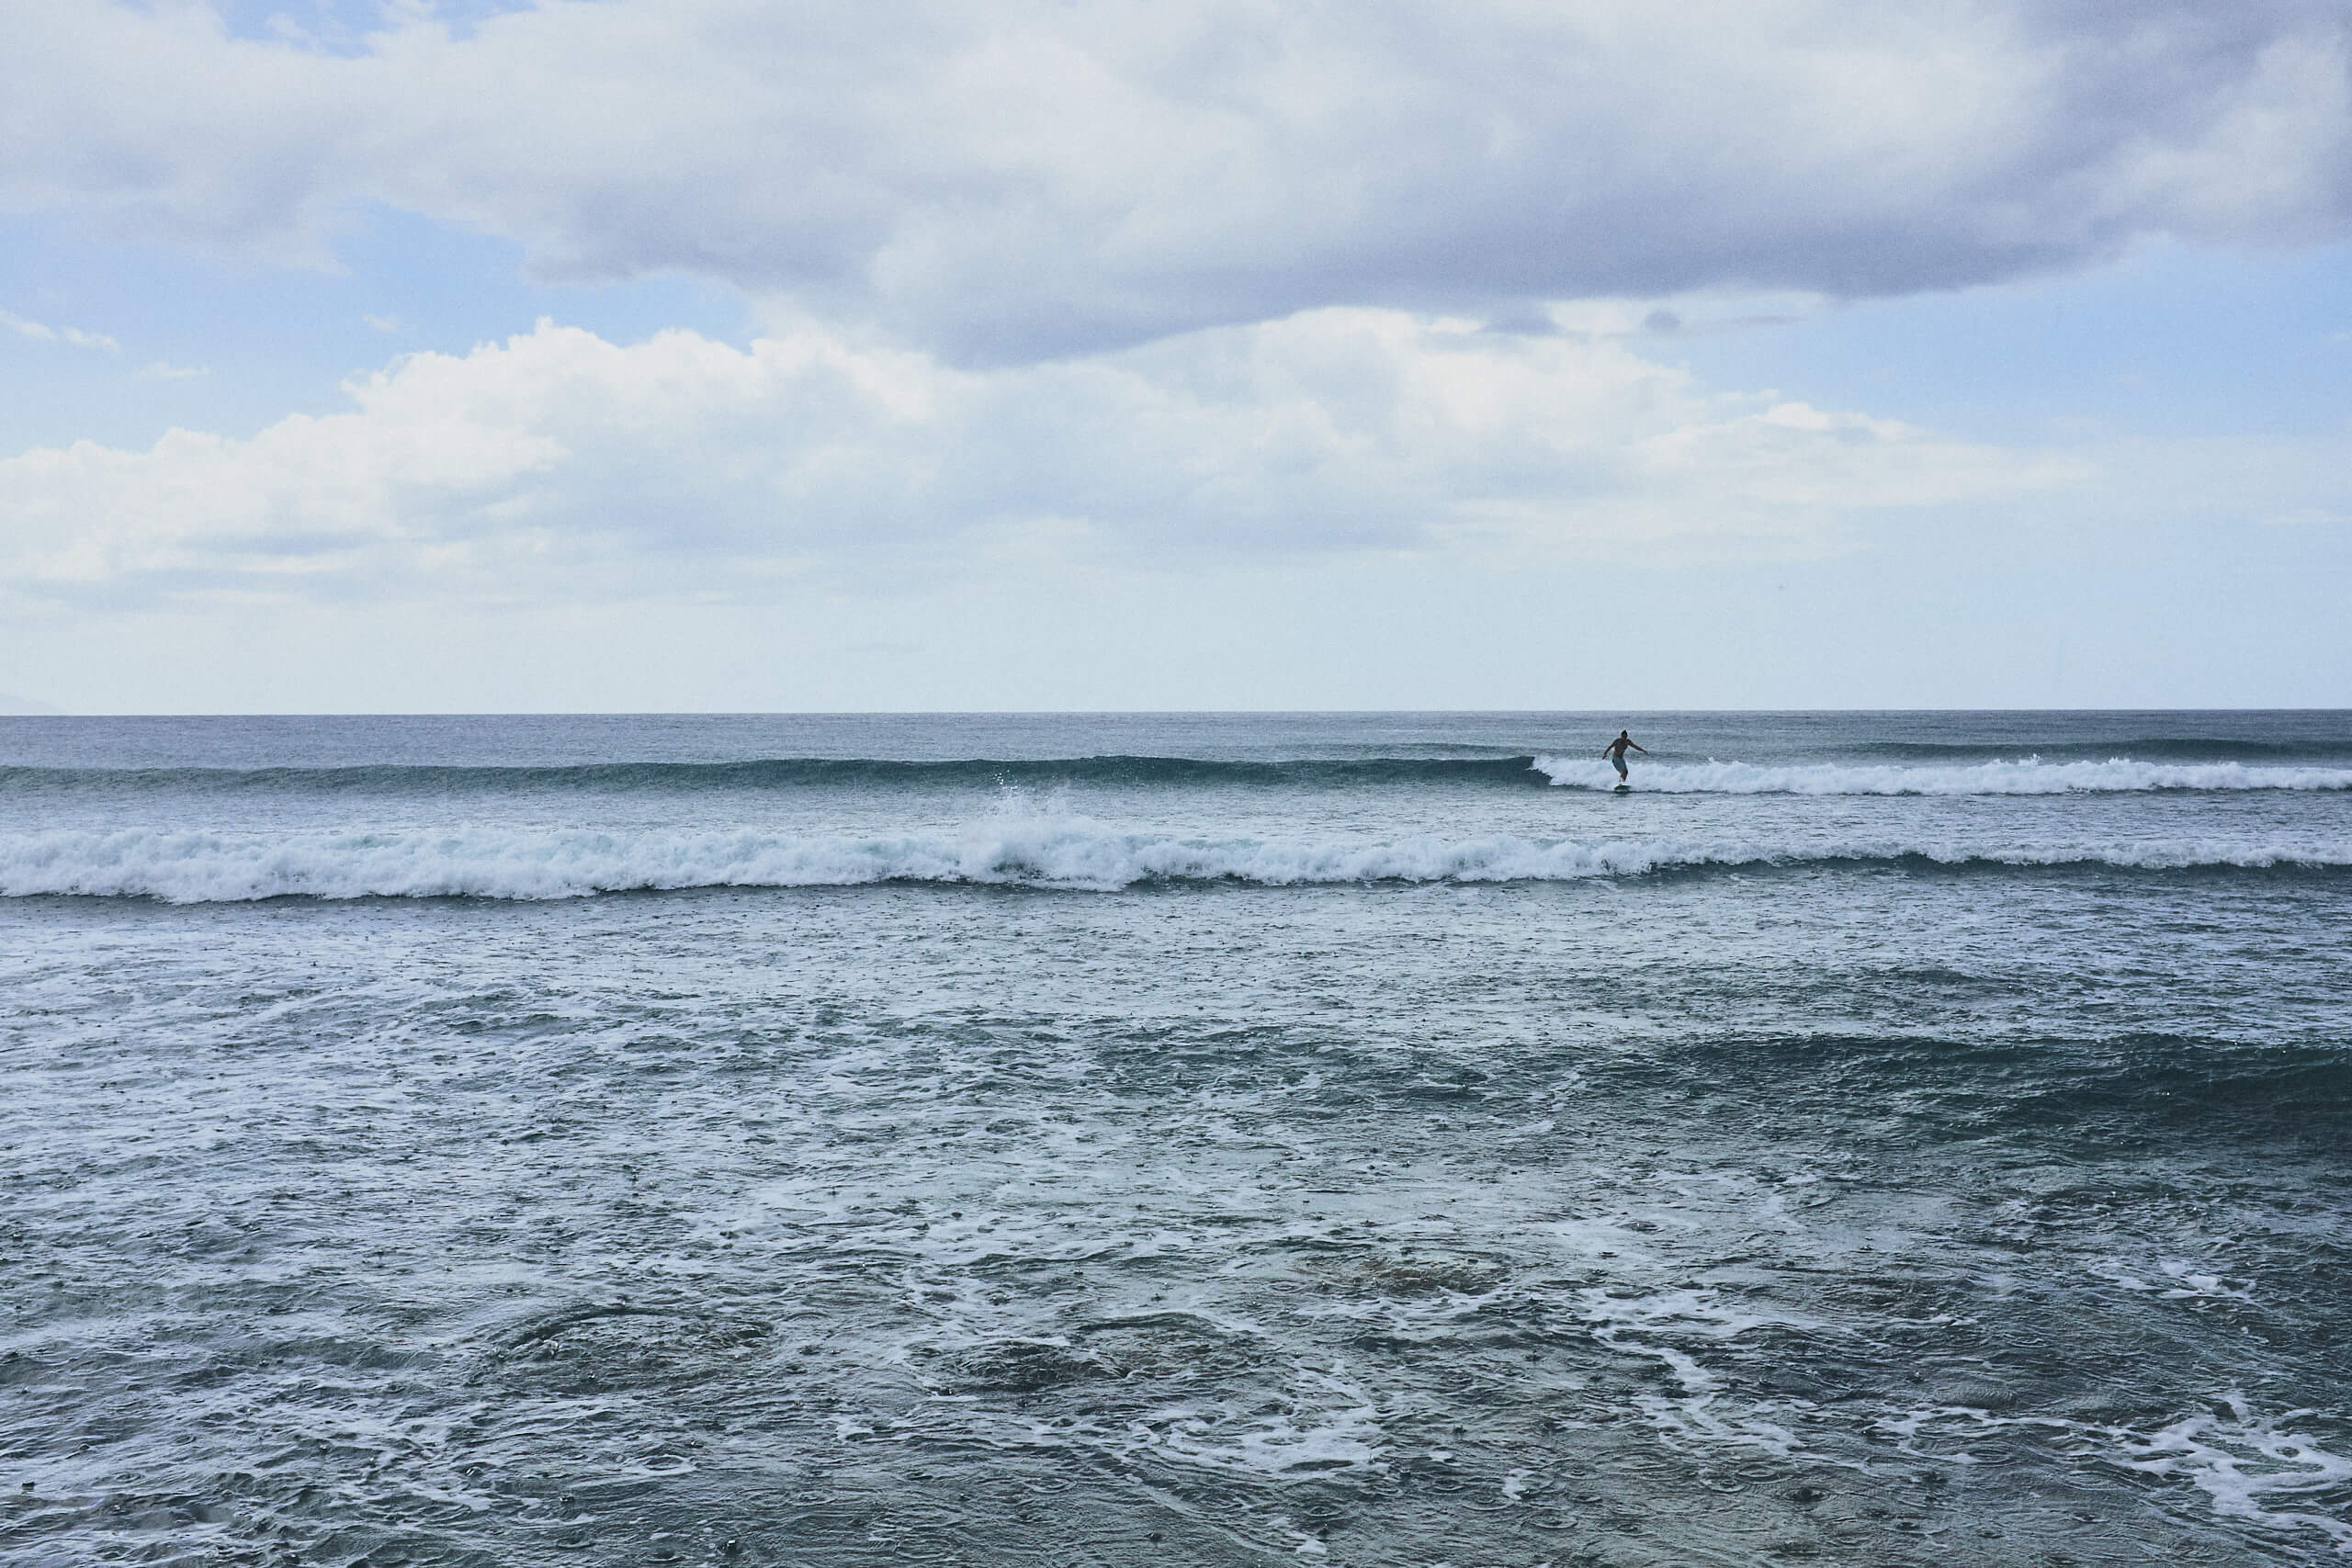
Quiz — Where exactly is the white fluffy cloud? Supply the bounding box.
[0,311,2071,604]
[1,306,119,353]
[3,0,2346,359]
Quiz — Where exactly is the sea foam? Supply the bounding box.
[12,752,2352,798]
[4,821,2344,901]
[1531,756,2352,794]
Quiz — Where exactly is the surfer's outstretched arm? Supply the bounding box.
[1629,741,1649,754]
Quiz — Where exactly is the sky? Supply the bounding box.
[2,0,2348,714]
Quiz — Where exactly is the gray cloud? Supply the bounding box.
[1,0,2347,361]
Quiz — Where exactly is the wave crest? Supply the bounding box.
[12,752,2350,797]
[1532,756,2352,795]
[0,755,1552,794]
[4,822,2344,902]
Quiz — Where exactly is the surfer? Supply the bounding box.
[1601,729,1647,784]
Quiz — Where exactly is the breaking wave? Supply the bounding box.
[1852,736,2352,762]
[4,821,2345,902]
[1532,756,2352,795]
[6,752,2351,797]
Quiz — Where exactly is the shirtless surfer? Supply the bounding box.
[1601,729,1647,784]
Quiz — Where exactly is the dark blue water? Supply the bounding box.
[3,712,2348,1565]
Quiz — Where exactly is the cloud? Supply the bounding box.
[0,312,2069,605]
[1,1,2346,360]
[1,306,119,353]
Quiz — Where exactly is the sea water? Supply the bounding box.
[2,710,2347,1565]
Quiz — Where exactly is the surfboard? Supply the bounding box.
[1613,783,1631,794]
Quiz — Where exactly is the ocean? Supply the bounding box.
[2,710,2347,1566]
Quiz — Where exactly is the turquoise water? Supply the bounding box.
[3,712,2349,1564]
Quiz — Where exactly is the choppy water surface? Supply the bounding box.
[4,711,2349,1566]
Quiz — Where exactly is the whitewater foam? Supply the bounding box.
[1532,756,2352,795]
[2120,1395,2352,1551]
[4,820,2344,901]
[1886,1395,2352,1553]
[14,751,2352,800]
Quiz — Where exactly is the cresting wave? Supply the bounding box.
[4,823,2346,901]
[5,754,2348,796]
[1534,756,2352,794]
[1858,736,2352,761]
[0,756,1548,794]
